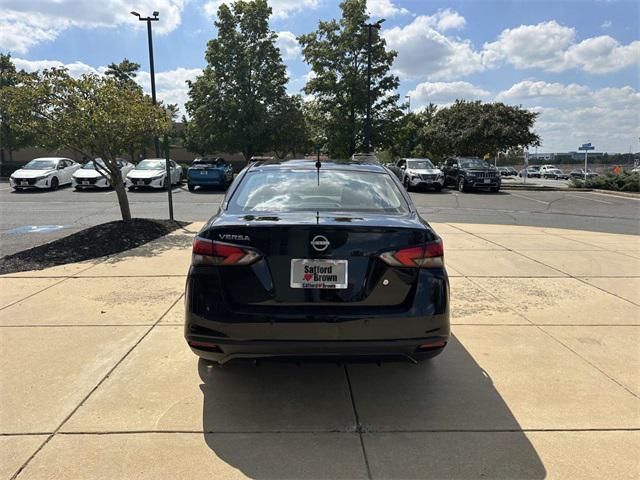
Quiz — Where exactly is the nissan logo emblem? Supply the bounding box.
[310,235,330,252]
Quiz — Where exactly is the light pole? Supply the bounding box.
[405,95,411,113]
[361,19,385,153]
[131,10,160,158]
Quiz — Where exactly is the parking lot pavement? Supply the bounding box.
[1,222,638,479]
[1,181,639,258]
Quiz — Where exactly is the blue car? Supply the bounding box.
[187,157,234,191]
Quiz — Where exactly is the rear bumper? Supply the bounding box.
[188,336,448,363]
[184,270,450,363]
[187,175,226,186]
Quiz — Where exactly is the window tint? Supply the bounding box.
[136,160,165,170]
[459,158,491,168]
[229,170,409,214]
[407,160,434,169]
[23,160,58,170]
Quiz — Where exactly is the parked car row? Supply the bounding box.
[387,156,501,193]
[497,167,518,177]
[9,156,235,192]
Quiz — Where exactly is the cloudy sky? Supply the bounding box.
[1,0,638,152]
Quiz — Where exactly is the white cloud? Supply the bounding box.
[496,80,592,103]
[276,31,301,60]
[12,58,103,77]
[482,21,576,71]
[367,0,409,18]
[383,14,482,80]
[601,20,612,29]
[0,0,187,54]
[496,80,640,152]
[482,20,639,74]
[204,0,320,20]
[564,36,640,73]
[407,81,489,109]
[431,9,466,32]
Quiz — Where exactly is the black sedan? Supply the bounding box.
[185,159,450,364]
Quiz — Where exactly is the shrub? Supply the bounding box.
[571,172,639,192]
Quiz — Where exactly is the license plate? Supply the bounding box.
[82,181,89,185]
[484,178,491,184]
[138,180,145,185]
[200,171,207,175]
[290,259,348,289]
[21,181,28,185]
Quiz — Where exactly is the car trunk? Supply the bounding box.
[200,212,438,308]
[189,165,222,181]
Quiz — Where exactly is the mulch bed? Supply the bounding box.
[0,219,188,275]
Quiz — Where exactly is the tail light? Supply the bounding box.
[379,240,444,268]
[192,237,261,266]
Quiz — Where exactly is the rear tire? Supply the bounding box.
[404,177,412,192]
[128,186,136,192]
[188,183,195,192]
[457,177,467,193]
[50,177,59,191]
[490,186,500,193]
[433,184,442,192]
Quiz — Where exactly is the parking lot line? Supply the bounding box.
[508,192,550,205]
[567,193,613,205]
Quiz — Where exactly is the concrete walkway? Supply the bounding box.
[1,223,638,479]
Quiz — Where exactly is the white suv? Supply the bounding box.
[539,165,559,175]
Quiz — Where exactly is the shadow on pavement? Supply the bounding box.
[187,185,229,194]
[198,336,546,479]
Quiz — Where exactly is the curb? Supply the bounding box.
[500,184,591,192]
[591,189,640,199]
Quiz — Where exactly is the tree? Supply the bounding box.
[185,0,288,161]
[298,0,402,158]
[303,99,329,155]
[1,68,170,221]
[391,105,436,158]
[270,95,309,158]
[422,100,540,158]
[0,53,34,163]
[104,58,142,91]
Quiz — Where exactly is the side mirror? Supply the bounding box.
[400,165,406,170]
[58,164,65,170]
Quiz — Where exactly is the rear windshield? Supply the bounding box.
[228,170,409,214]
[192,158,224,166]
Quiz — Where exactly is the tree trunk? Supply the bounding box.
[113,180,132,222]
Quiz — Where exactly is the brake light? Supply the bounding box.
[192,237,261,266]
[379,240,444,268]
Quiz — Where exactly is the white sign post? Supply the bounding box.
[578,143,595,181]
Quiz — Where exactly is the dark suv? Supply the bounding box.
[442,157,501,192]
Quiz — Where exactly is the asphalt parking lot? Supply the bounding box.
[0,180,638,257]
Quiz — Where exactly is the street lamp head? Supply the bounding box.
[130,11,140,17]
[153,11,159,17]
[376,18,386,26]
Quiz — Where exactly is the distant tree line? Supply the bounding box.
[184,0,541,162]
